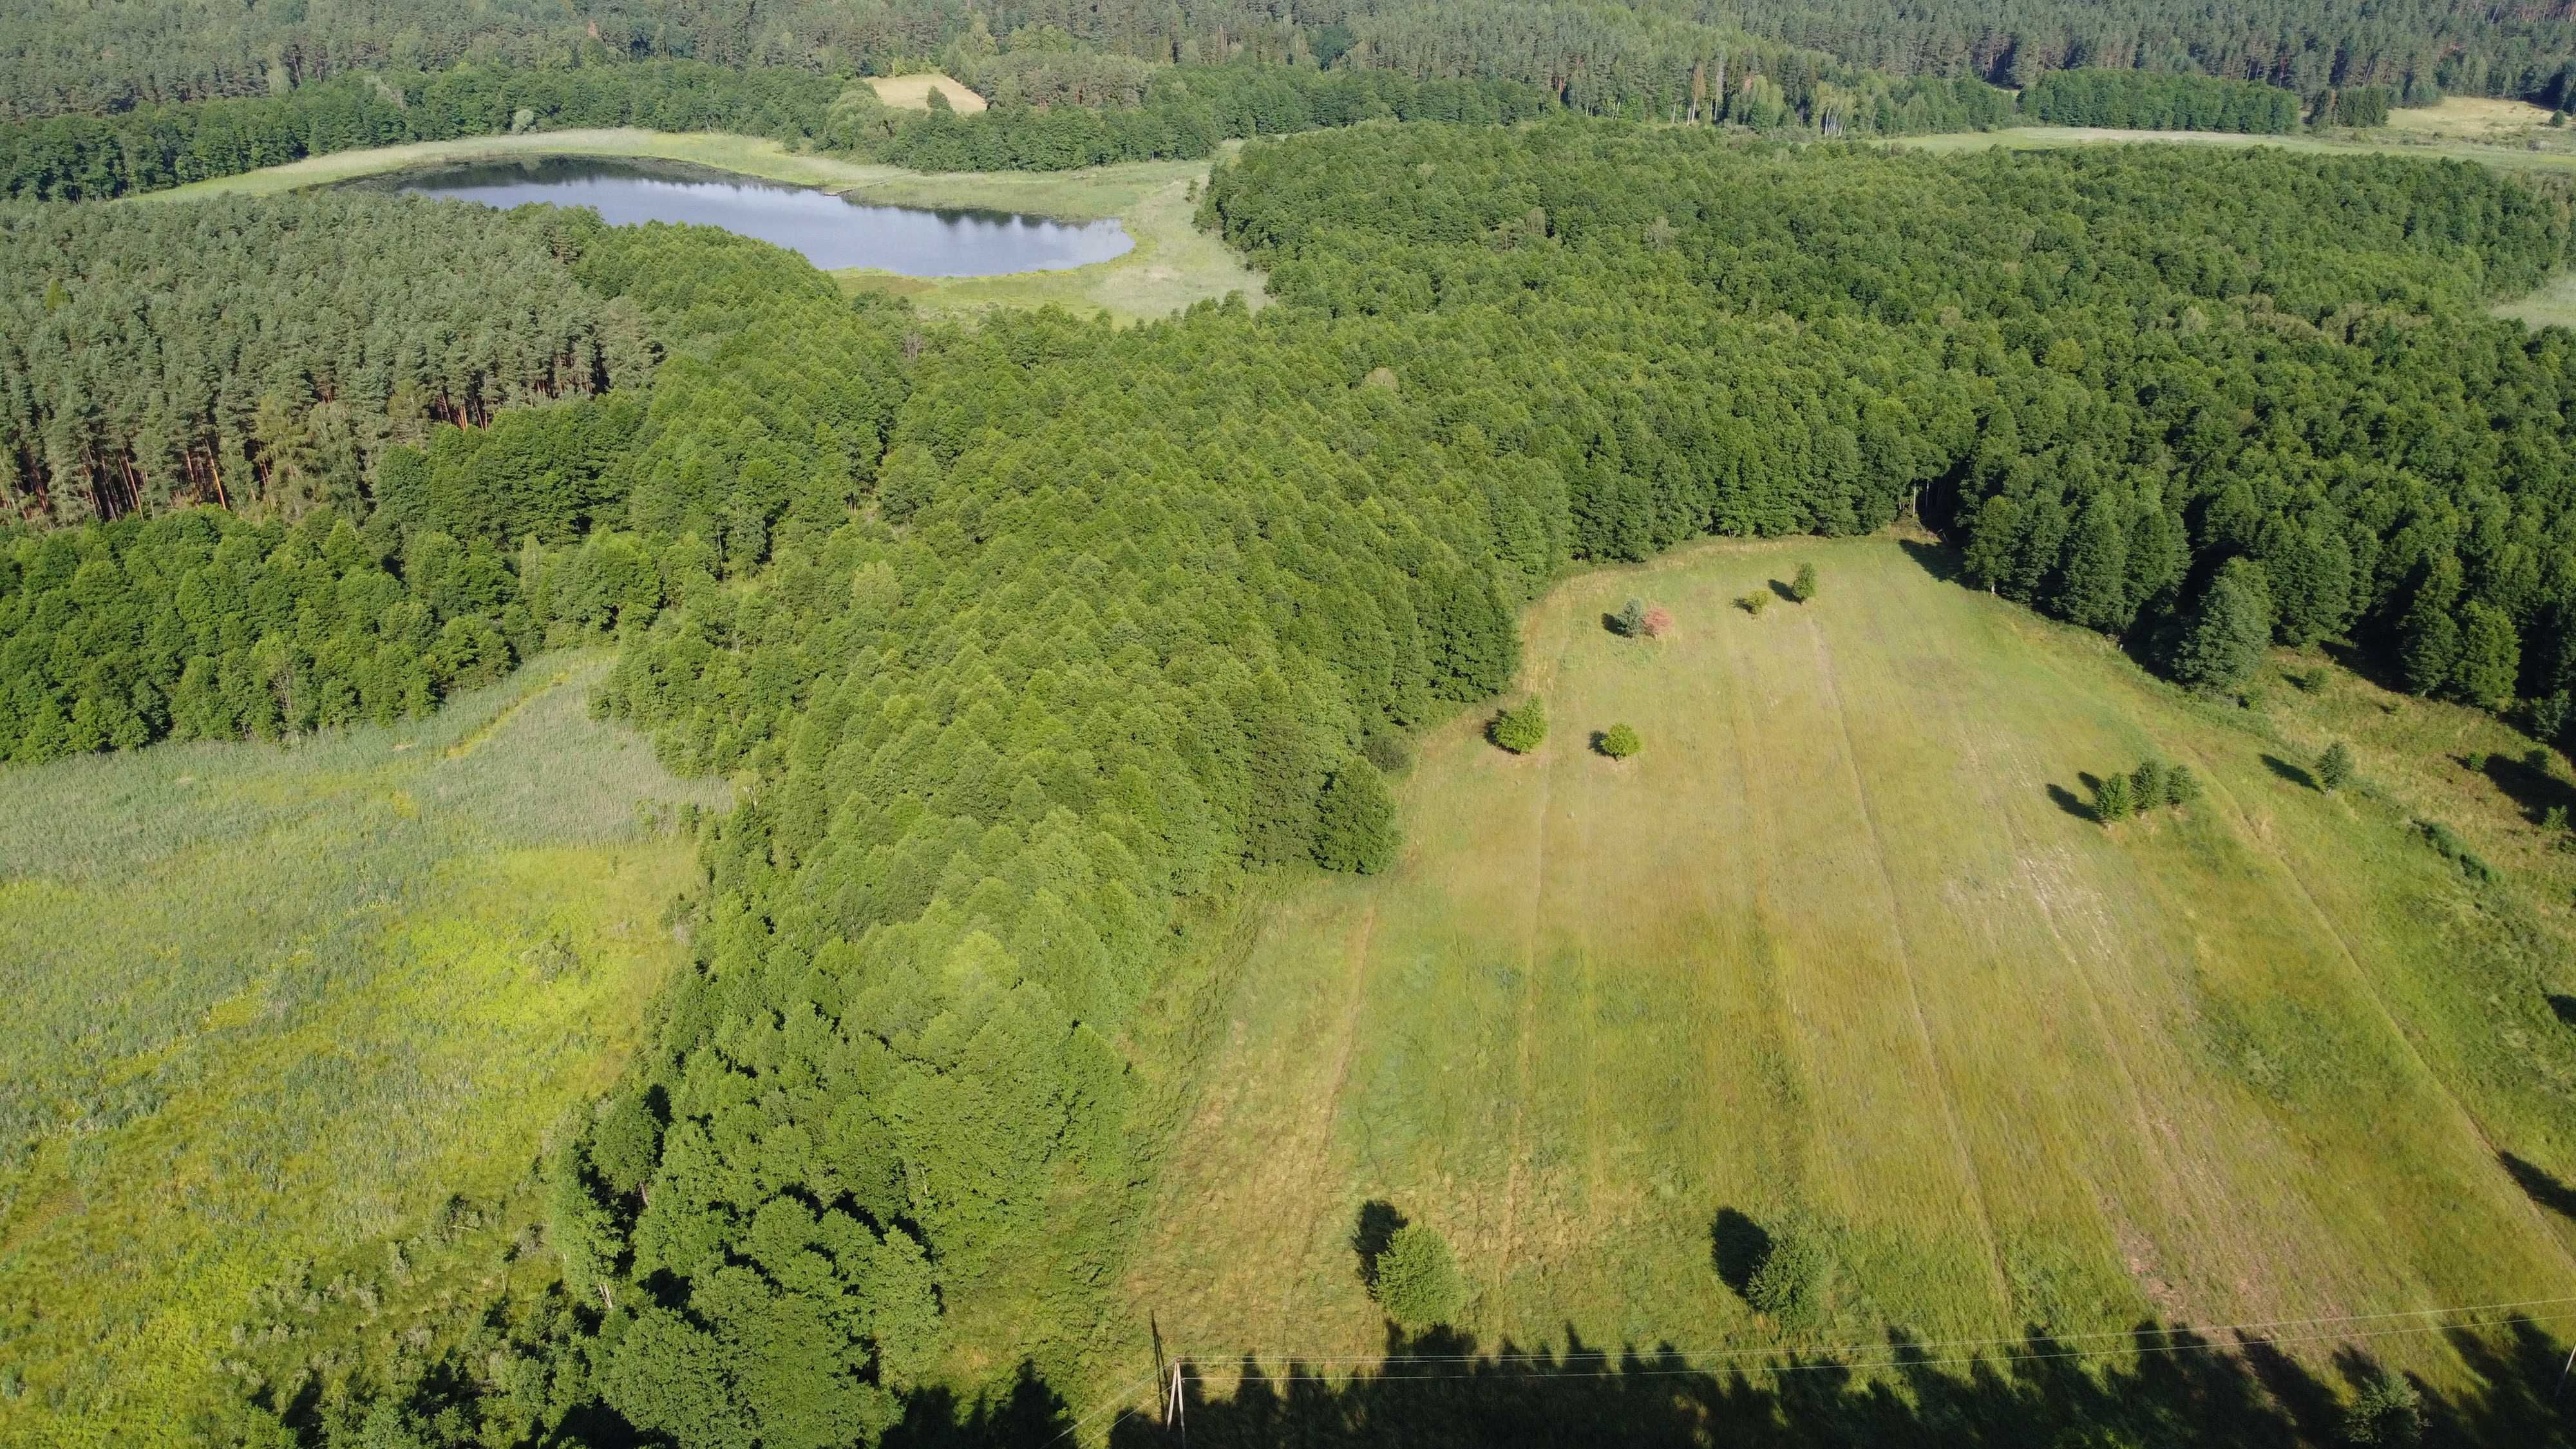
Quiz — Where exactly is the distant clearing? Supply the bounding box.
[867,72,987,113]
[0,656,728,1440]
[1117,536,2576,1411]
[2387,95,2556,140]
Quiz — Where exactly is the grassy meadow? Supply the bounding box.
[0,655,728,1443]
[1113,536,2576,1420]
[866,73,987,112]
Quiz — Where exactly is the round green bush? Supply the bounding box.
[1598,723,1641,759]
[1371,1222,1464,1330]
[1489,697,1547,754]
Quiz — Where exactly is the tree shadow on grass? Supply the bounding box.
[2548,993,2576,1028]
[1709,1208,1770,1299]
[1062,1316,2576,1449]
[2049,783,2098,822]
[2476,750,2576,826]
[2501,1151,2576,1223]
[1897,535,1965,583]
[1768,577,1799,602]
[1353,1199,1406,1291]
[2261,754,2318,791]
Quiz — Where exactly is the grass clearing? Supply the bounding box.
[1112,536,2576,1419]
[2386,96,2557,140]
[0,654,728,1442]
[867,73,986,113]
[1903,122,2576,175]
[146,128,1264,324]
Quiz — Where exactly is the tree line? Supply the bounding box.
[0,195,652,524]
[0,61,844,202]
[8,0,2563,131]
[2020,68,2304,133]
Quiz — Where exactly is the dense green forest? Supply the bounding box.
[2019,67,2303,132]
[5,0,2570,124]
[47,124,2542,1443]
[0,196,650,522]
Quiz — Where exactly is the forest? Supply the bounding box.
[3,0,2570,123]
[0,121,2532,1444]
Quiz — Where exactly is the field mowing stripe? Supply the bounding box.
[1800,612,2012,1312]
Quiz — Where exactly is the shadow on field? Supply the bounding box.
[2475,750,2576,826]
[2262,754,2319,791]
[2501,1151,2576,1223]
[2548,993,2576,1028]
[1709,1208,1771,1297]
[2052,780,2099,822]
[1897,535,1965,583]
[1353,1200,1407,1289]
[936,1316,2576,1449]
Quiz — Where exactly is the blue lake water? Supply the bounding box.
[383,156,1133,276]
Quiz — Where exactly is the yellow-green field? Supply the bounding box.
[867,73,987,112]
[1117,536,2576,1416]
[0,656,728,1443]
[146,128,1264,324]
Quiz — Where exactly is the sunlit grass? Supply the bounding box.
[0,654,728,1443]
[1115,536,2576,1412]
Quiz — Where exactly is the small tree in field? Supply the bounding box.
[2164,763,2201,808]
[2130,759,2168,812]
[1790,562,1817,602]
[2343,1372,2423,1446]
[2094,772,2134,822]
[1615,597,1647,636]
[1642,605,1674,639]
[1489,697,1547,754]
[1738,591,1771,616]
[1598,723,1641,759]
[1372,1224,1464,1330]
[1743,1213,1829,1329]
[2316,741,2354,793]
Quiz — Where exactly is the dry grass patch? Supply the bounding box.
[2386,96,2555,139]
[868,73,987,112]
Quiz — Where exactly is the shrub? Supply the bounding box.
[2343,1372,2423,1446]
[2316,741,2354,792]
[2094,771,2134,822]
[1738,591,1772,616]
[2130,758,2168,810]
[2419,820,2498,883]
[1598,723,1641,759]
[1790,562,1817,602]
[1743,1214,1829,1328]
[1371,1223,1464,1329]
[2465,750,2488,773]
[1614,597,1647,636]
[1489,697,1547,753]
[2164,763,2201,807]
[1641,605,1674,639]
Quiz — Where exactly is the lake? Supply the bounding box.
[381,156,1132,276]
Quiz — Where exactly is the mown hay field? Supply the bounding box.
[0,656,728,1441]
[1121,535,2576,1407]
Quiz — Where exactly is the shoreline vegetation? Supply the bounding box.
[140,127,1265,323]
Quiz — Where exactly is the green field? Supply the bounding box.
[1115,536,2576,1419]
[0,656,728,1443]
[145,128,1265,325]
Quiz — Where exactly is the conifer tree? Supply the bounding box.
[2170,559,2272,696]
[2316,740,2354,791]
